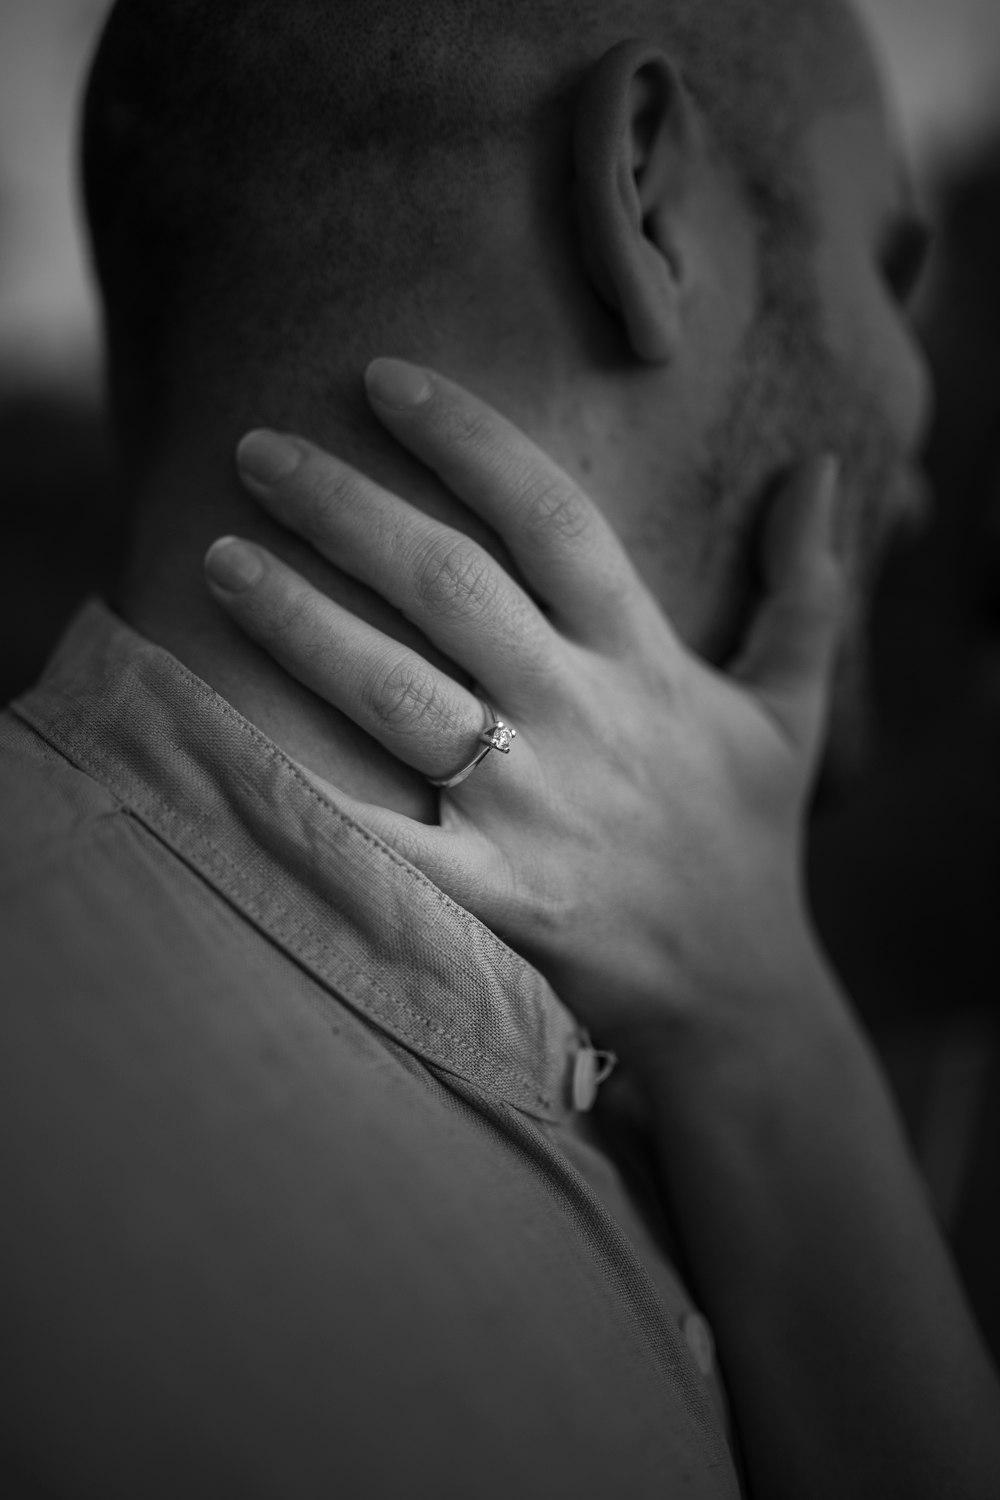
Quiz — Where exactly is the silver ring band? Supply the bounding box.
[427,701,517,789]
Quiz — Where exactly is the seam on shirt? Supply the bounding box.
[16,708,555,1116]
[124,784,555,1115]
[129,658,553,987]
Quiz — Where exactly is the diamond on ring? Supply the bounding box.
[483,721,515,754]
[427,702,517,789]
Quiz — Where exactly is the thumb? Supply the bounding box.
[732,455,845,758]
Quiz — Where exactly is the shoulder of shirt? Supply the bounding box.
[0,705,125,891]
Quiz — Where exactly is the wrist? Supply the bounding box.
[615,926,858,1093]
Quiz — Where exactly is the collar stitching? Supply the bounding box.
[17,701,559,1116]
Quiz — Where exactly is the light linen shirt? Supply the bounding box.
[0,600,741,1500]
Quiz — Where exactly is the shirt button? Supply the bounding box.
[572,1048,600,1111]
[570,1046,618,1112]
[682,1312,716,1378]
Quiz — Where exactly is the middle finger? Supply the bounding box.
[236,431,558,711]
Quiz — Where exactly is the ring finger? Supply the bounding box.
[204,535,513,785]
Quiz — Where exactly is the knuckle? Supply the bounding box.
[362,654,445,736]
[413,536,499,621]
[518,471,589,546]
[436,398,591,548]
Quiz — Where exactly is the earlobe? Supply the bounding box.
[574,40,701,365]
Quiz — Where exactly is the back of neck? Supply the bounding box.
[115,411,499,823]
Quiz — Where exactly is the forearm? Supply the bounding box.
[636,956,1000,1500]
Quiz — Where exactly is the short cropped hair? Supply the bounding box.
[82,0,858,457]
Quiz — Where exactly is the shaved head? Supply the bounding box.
[82,0,868,459]
[84,0,923,793]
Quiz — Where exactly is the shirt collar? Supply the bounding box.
[13,599,593,1123]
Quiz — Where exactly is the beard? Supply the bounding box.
[693,213,909,795]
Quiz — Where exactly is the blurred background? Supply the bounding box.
[1,0,998,1356]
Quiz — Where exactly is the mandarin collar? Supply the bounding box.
[12,599,599,1122]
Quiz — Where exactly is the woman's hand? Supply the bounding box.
[204,358,843,1062]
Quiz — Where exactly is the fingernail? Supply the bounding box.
[365,358,433,409]
[237,430,305,487]
[205,537,264,593]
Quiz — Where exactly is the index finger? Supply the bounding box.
[364,359,666,650]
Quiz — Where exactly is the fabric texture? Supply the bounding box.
[0,600,741,1499]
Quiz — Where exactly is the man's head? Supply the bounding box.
[82,0,930,777]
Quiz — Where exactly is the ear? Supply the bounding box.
[574,40,704,365]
